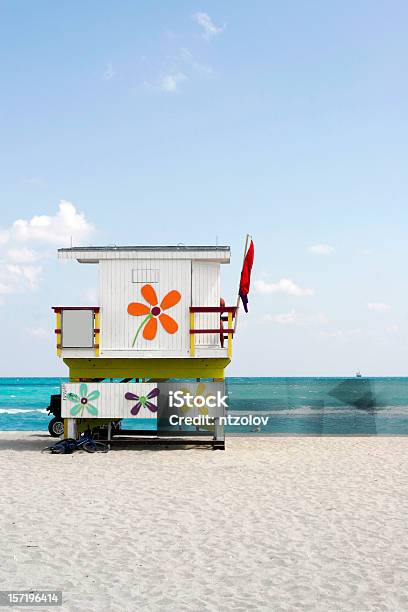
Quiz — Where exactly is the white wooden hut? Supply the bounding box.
[53,245,238,448]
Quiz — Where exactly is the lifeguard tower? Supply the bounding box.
[52,243,251,449]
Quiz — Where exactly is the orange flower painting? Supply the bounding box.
[128,284,181,346]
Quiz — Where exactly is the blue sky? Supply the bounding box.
[1,1,407,376]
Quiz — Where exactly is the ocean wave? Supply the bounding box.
[229,405,408,416]
[0,408,48,415]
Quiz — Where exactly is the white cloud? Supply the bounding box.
[25,178,47,188]
[24,326,50,339]
[368,302,390,312]
[194,12,224,40]
[308,244,335,255]
[0,282,12,295]
[160,72,187,93]
[321,330,344,339]
[1,201,95,247]
[6,248,41,263]
[254,278,315,296]
[1,264,42,291]
[146,36,213,94]
[180,48,212,74]
[84,287,98,304]
[264,310,327,326]
[320,328,361,340]
[0,201,95,301]
[103,61,115,81]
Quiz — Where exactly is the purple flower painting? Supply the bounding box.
[124,387,160,416]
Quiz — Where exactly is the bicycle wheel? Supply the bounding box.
[41,446,56,454]
[82,441,109,453]
[41,439,77,454]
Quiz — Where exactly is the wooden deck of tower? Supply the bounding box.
[53,244,242,449]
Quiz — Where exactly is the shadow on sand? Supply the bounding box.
[0,433,211,453]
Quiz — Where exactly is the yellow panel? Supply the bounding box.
[63,357,231,379]
[56,312,62,357]
[227,312,233,358]
[94,311,100,357]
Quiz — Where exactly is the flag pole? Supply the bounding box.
[234,233,251,332]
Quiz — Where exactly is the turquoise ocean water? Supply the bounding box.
[1,377,408,435]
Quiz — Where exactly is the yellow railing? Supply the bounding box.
[53,306,100,357]
[189,306,237,358]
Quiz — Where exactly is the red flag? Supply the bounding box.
[239,239,254,312]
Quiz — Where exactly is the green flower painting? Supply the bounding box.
[66,383,100,416]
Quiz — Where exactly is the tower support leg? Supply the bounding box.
[64,418,78,440]
[213,377,225,450]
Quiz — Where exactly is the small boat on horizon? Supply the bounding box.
[356,371,362,378]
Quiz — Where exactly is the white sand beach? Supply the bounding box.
[1,433,408,612]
